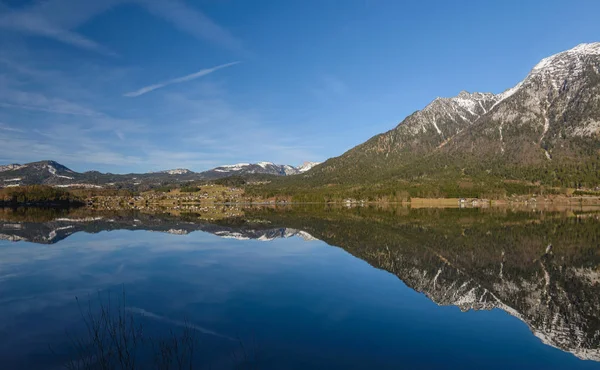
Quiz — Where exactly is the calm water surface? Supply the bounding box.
[1,207,599,369]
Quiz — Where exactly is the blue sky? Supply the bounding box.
[0,0,599,173]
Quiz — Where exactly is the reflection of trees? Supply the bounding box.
[248,207,600,361]
[3,205,600,360]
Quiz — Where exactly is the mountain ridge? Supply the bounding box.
[0,160,321,188]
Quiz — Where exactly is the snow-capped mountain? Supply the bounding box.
[0,160,321,187]
[210,162,294,176]
[446,42,600,160]
[195,161,320,179]
[308,42,600,188]
[393,42,600,147]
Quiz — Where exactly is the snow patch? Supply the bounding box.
[282,165,299,175]
[431,120,443,135]
[257,162,274,168]
[297,162,320,173]
[215,163,251,172]
[0,233,26,242]
[214,231,250,240]
[499,125,505,153]
[54,184,103,188]
[55,217,104,222]
[0,164,27,172]
[167,229,189,235]
[2,223,22,229]
[295,230,318,241]
[477,100,487,114]
[157,169,191,175]
[490,80,524,112]
[220,163,250,169]
[55,226,74,231]
[534,43,600,71]
[452,98,478,116]
[47,165,74,179]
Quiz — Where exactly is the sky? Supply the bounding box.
[0,0,599,173]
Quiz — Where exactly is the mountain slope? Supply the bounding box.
[0,160,83,186]
[443,43,600,167]
[273,43,600,197]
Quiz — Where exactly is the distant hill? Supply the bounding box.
[0,160,321,189]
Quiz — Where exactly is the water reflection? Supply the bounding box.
[1,206,599,368]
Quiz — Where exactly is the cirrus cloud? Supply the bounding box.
[124,61,240,97]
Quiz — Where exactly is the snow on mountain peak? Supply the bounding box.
[257,161,274,168]
[568,42,600,56]
[160,169,191,175]
[211,161,320,175]
[488,42,600,112]
[297,161,320,173]
[219,163,251,170]
[532,42,600,72]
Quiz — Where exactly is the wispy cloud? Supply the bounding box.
[0,0,246,56]
[124,61,240,97]
[0,122,24,133]
[0,89,100,116]
[0,0,120,56]
[137,0,247,55]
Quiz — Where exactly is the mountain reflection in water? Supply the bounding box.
[1,206,599,367]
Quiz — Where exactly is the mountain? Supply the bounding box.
[279,43,600,198]
[200,162,299,178]
[0,160,84,187]
[0,160,321,188]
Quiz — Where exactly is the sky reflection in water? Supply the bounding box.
[1,208,599,369]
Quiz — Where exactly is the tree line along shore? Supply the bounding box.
[2,184,600,209]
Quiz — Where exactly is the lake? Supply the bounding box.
[1,206,600,369]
